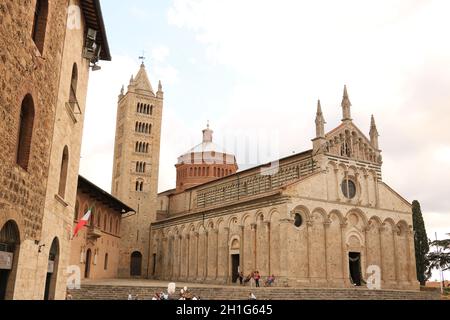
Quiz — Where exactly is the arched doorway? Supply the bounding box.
[85,249,92,279]
[130,251,142,277]
[230,238,240,283]
[0,220,21,300]
[44,238,59,300]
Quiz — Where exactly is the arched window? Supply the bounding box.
[32,0,48,54]
[214,167,217,177]
[140,182,144,192]
[150,105,153,115]
[135,181,139,191]
[116,219,119,234]
[104,253,109,270]
[103,215,107,230]
[190,168,193,176]
[16,94,35,170]
[194,167,198,176]
[135,142,139,152]
[109,217,113,233]
[137,103,140,113]
[143,163,146,173]
[58,146,69,198]
[97,212,101,227]
[135,122,138,132]
[69,63,78,106]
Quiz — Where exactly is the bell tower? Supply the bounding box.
[111,62,163,277]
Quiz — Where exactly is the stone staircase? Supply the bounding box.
[68,284,440,300]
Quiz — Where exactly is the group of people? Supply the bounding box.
[149,287,200,301]
[238,271,275,287]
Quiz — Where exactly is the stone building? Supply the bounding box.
[70,176,134,281]
[0,0,110,300]
[111,64,164,278]
[149,87,419,291]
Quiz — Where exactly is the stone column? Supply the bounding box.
[162,236,168,280]
[251,223,257,271]
[279,219,292,286]
[378,225,385,285]
[264,221,271,276]
[363,226,370,280]
[186,234,190,280]
[170,235,175,279]
[205,230,209,281]
[178,235,183,280]
[407,228,417,284]
[214,229,219,281]
[334,168,340,201]
[324,219,331,283]
[392,227,400,285]
[373,175,380,209]
[239,225,245,273]
[307,219,313,279]
[365,174,370,206]
[195,232,199,280]
[224,227,230,284]
[340,222,348,286]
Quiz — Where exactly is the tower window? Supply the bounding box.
[58,146,69,198]
[32,0,48,54]
[16,94,35,170]
[69,63,78,107]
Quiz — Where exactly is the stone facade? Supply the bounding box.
[150,88,419,291]
[69,176,134,281]
[0,0,110,300]
[111,64,164,278]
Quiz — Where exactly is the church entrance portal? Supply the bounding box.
[231,254,240,283]
[44,238,59,300]
[130,251,143,276]
[349,252,362,286]
[0,221,20,300]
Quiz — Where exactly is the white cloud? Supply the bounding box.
[151,45,170,63]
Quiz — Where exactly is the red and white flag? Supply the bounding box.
[72,209,92,238]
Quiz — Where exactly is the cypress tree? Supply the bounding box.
[412,200,430,286]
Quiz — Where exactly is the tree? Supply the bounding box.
[426,238,450,280]
[412,200,430,285]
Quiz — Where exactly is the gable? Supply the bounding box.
[324,122,381,164]
[378,182,412,213]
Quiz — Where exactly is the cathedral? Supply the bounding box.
[111,65,419,290]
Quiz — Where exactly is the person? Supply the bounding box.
[127,293,133,300]
[255,271,261,288]
[249,271,255,288]
[265,275,275,287]
[134,294,139,300]
[238,272,244,285]
[65,293,73,300]
[249,292,257,300]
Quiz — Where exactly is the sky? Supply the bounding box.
[79,0,450,280]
